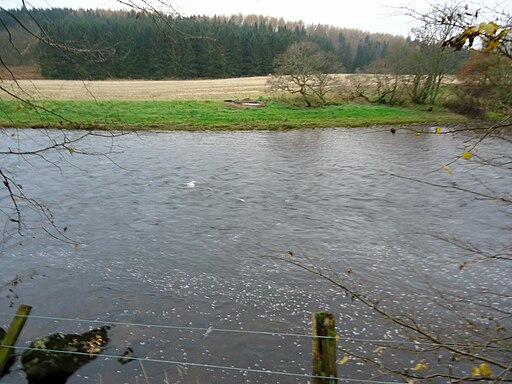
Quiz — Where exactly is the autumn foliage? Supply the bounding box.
[451,51,512,114]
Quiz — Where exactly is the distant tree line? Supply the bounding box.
[0,8,466,80]
[37,11,329,79]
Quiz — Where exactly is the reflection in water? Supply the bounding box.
[0,128,510,383]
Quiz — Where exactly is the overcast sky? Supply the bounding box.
[172,0,414,35]
[2,0,512,36]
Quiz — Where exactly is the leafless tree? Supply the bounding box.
[348,43,408,105]
[269,41,342,107]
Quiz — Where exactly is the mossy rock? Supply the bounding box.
[21,326,109,384]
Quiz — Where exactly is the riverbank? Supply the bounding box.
[0,99,468,130]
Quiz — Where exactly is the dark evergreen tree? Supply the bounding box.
[1,8,467,79]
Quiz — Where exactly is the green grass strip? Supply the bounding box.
[0,100,468,130]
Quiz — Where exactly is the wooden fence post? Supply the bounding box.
[312,311,337,384]
[0,304,32,376]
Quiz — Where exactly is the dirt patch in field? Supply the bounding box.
[0,65,42,80]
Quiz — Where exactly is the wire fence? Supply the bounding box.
[0,343,402,384]
[1,312,509,351]
[1,310,511,384]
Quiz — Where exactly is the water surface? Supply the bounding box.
[0,127,510,383]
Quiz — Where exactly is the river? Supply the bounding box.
[0,127,510,383]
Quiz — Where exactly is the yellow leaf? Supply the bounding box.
[16,104,25,110]
[484,38,500,52]
[472,364,492,377]
[484,29,510,52]
[463,151,472,160]
[338,355,350,365]
[442,165,453,175]
[479,363,492,377]
[415,132,421,136]
[435,127,442,134]
[462,26,479,36]
[496,325,505,331]
[373,346,386,353]
[335,334,341,342]
[478,22,499,36]
[406,380,415,384]
[411,362,428,371]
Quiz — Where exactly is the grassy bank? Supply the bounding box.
[0,99,468,130]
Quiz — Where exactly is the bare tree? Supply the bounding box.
[403,3,465,105]
[349,3,466,107]
[418,1,512,117]
[348,43,408,105]
[269,41,342,107]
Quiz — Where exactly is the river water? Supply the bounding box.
[0,127,510,383]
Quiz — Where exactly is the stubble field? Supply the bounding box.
[1,74,456,101]
[1,76,273,100]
